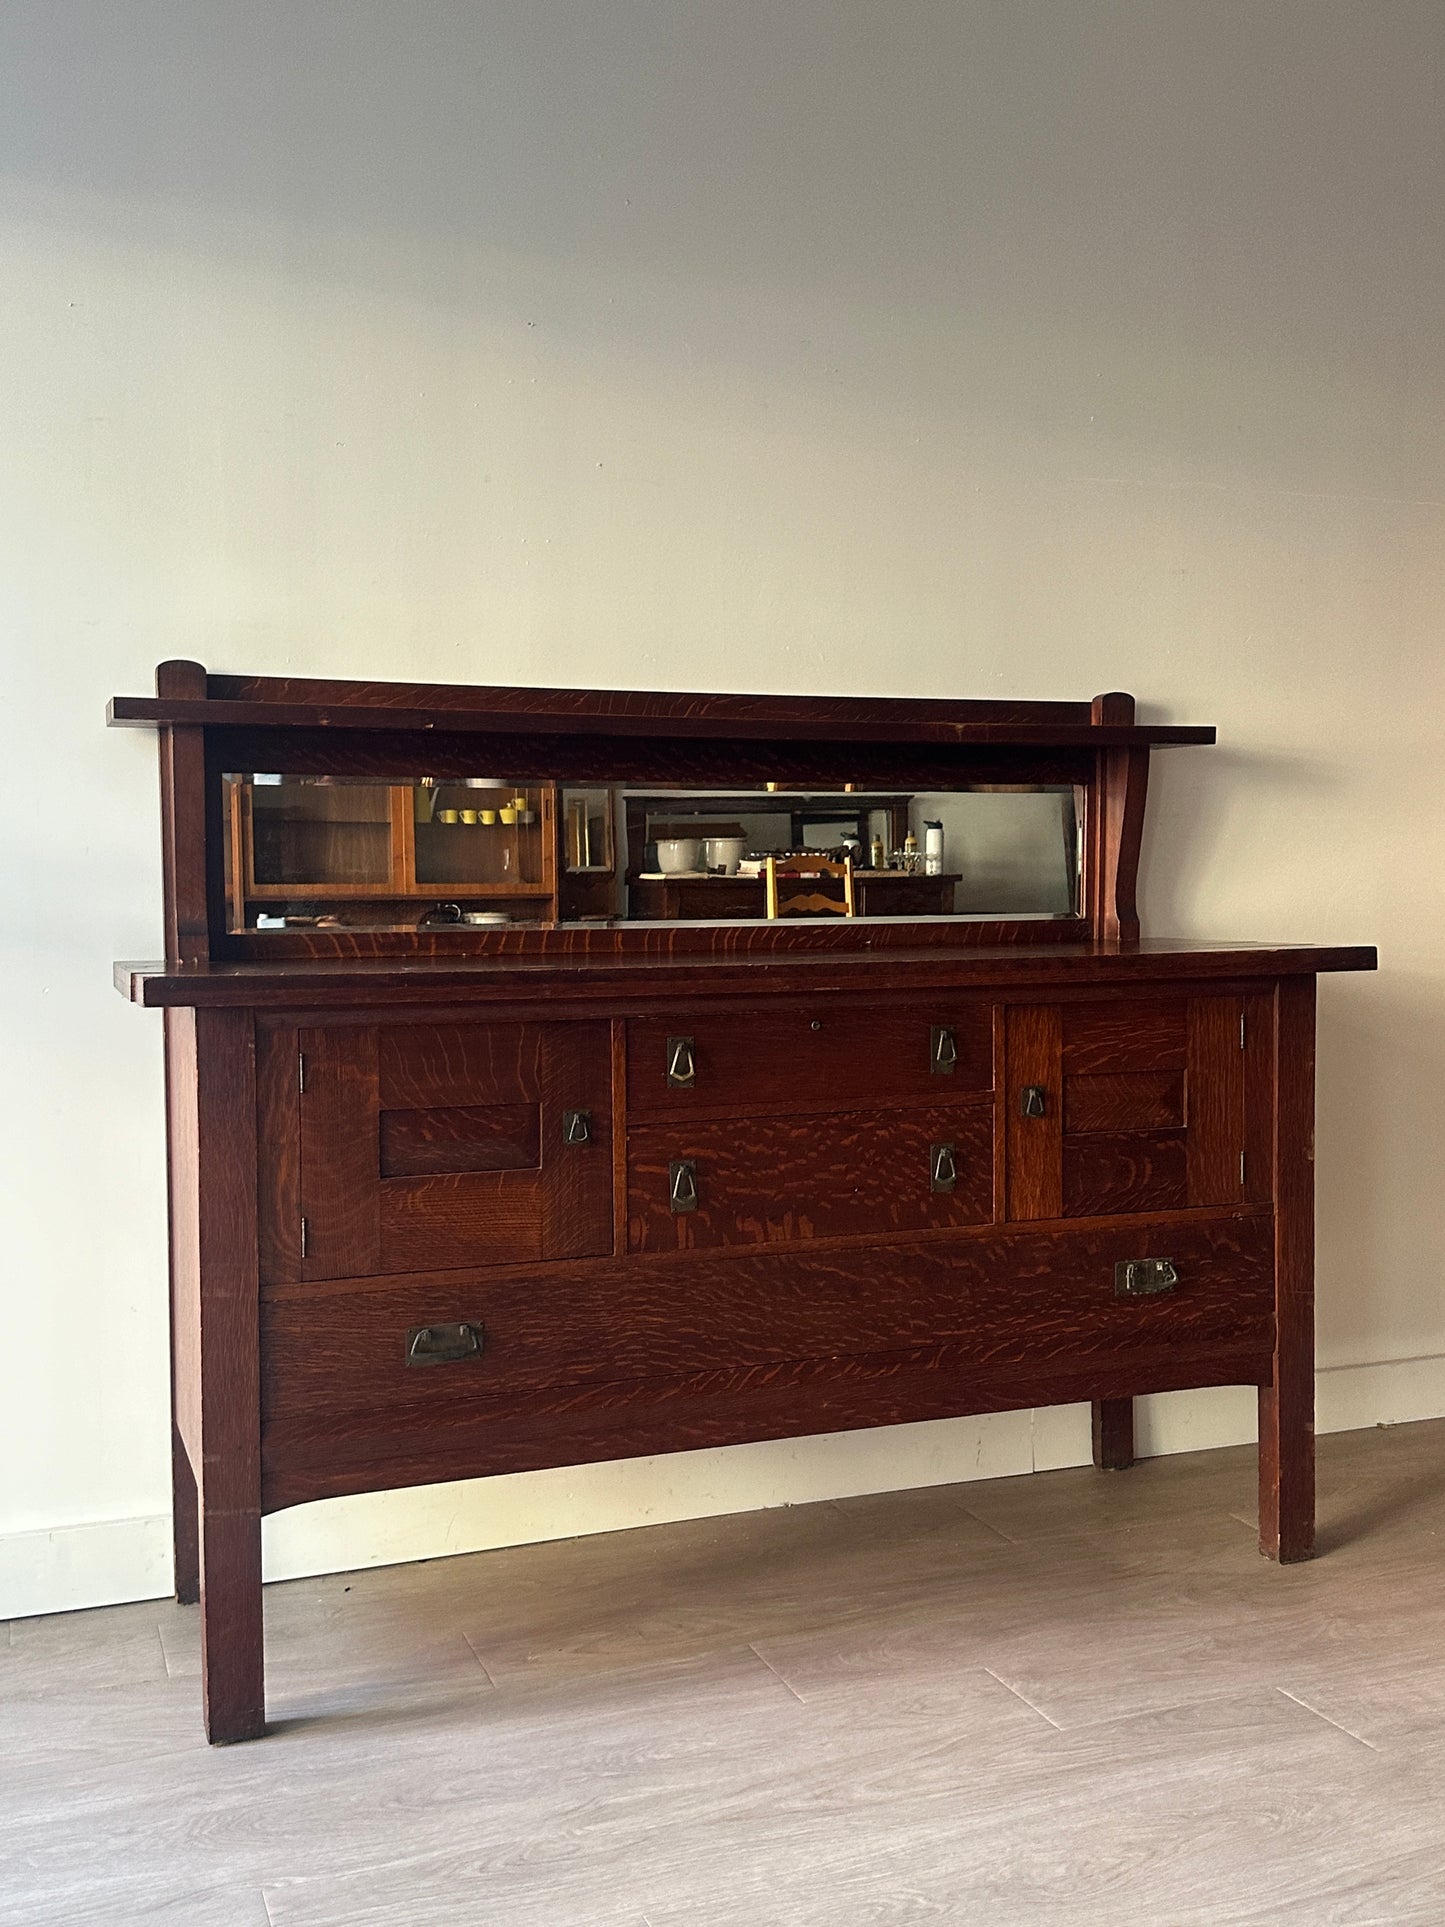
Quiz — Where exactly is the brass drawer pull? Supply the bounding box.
[1020,1085,1048,1119]
[563,1108,592,1144]
[930,1141,957,1193]
[670,1158,699,1213]
[666,1036,696,1088]
[1114,1258,1179,1299]
[405,1321,484,1367]
[930,1026,957,1074]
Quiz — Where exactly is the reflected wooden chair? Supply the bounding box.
[764,853,857,918]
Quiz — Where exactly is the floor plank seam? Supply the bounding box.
[746,1643,807,1704]
[459,1631,498,1687]
[980,1665,1063,1730]
[1275,1685,1381,1751]
[954,1508,1018,1546]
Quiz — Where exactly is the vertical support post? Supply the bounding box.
[164,1006,201,1605]
[1089,692,1148,947]
[171,1427,201,1606]
[1091,1398,1135,1471]
[1259,976,1316,1563]
[156,661,215,1611]
[170,1005,265,1740]
[155,659,212,964]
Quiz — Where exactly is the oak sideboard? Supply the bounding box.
[110,663,1376,1742]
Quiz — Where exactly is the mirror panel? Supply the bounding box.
[223,776,1082,932]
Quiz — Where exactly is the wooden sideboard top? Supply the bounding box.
[117,938,1377,1009]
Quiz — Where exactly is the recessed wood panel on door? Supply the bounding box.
[297,1021,612,1279]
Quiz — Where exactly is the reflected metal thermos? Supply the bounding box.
[923,820,944,875]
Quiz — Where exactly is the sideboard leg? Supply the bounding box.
[169,1005,266,1737]
[199,1502,265,1744]
[1258,1379,1314,1563]
[172,1425,200,1605]
[1091,1397,1135,1470]
[1259,977,1316,1563]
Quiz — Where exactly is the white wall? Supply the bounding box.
[1,1,1438,1616]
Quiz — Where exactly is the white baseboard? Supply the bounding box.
[0,1512,176,1622]
[7,1353,1445,1621]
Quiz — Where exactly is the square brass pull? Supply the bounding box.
[1114,1258,1179,1299]
[930,1141,957,1193]
[405,1321,484,1367]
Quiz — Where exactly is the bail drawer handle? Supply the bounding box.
[666,1036,696,1088]
[669,1158,699,1213]
[1114,1258,1179,1299]
[930,1141,957,1193]
[1020,1085,1048,1119]
[405,1321,484,1367]
[930,1026,957,1074]
[563,1108,592,1145]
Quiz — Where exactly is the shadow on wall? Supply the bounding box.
[1140,742,1422,1372]
[1313,972,1445,1368]
[1141,744,1356,941]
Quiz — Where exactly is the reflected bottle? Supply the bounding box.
[923,820,944,876]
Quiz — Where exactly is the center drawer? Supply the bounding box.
[625,1003,992,1119]
[626,1100,994,1251]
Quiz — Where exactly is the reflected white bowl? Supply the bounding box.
[705,835,748,876]
[655,838,702,875]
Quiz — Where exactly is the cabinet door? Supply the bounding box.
[1004,994,1266,1221]
[297,1021,612,1280]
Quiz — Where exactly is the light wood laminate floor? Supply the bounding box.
[6,1419,1445,1925]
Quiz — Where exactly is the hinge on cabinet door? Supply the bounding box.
[1239,1012,1246,1050]
[300,1215,309,1258]
[298,1052,307,1094]
[1240,1152,1247,1189]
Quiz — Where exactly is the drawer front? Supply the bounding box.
[297,1020,612,1280]
[625,1003,992,1119]
[627,1102,994,1251]
[260,1214,1276,1447]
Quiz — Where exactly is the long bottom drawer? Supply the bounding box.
[261,1213,1276,1500]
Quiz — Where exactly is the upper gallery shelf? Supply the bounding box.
[108,670,1214,749]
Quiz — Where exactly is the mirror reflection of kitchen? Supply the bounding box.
[591,786,1082,923]
[222,773,1081,933]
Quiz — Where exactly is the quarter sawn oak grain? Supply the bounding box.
[109,664,1376,1739]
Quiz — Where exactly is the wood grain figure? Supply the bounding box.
[109,665,1374,1737]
